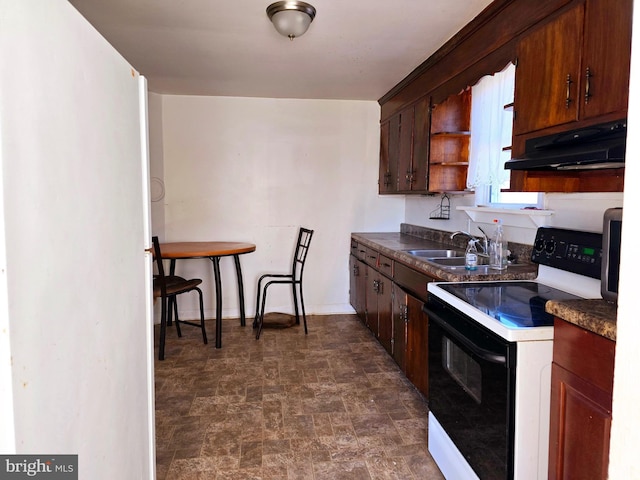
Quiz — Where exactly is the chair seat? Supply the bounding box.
[153,275,191,294]
[153,277,202,298]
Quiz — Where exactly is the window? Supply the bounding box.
[468,63,541,208]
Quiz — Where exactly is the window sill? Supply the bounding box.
[456,206,554,228]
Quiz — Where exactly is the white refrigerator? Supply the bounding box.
[0,1,155,478]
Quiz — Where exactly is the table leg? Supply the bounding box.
[233,254,247,327]
[210,256,223,348]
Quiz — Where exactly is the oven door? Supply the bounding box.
[425,296,517,480]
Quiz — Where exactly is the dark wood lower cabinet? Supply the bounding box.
[349,245,433,399]
[402,292,429,398]
[349,255,366,322]
[362,264,393,354]
[548,319,615,480]
[391,284,407,372]
[377,277,393,355]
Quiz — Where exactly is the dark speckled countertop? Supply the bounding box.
[351,228,538,284]
[546,299,617,341]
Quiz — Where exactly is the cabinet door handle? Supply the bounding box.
[405,169,415,186]
[378,280,384,295]
[565,73,573,109]
[585,67,592,104]
[384,172,392,187]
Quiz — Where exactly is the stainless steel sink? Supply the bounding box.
[403,248,528,271]
[427,256,528,271]
[427,256,490,267]
[404,249,461,258]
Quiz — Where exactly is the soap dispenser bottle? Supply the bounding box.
[490,219,507,270]
[465,239,479,270]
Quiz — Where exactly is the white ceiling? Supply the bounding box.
[68,0,493,101]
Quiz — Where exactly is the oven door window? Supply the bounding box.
[443,337,482,404]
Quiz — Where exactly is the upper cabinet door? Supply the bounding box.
[379,99,431,194]
[378,118,397,194]
[513,5,583,135]
[397,106,415,193]
[411,97,430,192]
[514,0,632,136]
[581,0,633,120]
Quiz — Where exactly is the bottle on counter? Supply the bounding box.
[465,239,479,270]
[490,219,508,270]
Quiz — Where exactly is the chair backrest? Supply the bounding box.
[291,227,314,282]
[152,236,167,298]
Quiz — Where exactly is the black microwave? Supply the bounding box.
[602,207,622,303]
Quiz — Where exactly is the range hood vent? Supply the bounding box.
[505,120,627,171]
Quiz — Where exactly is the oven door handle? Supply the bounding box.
[425,306,507,365]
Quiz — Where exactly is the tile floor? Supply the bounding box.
[154,313,445,479]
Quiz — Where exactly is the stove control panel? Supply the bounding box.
[532,227,602,279]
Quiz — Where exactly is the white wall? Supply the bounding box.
[149,92,166,241]
[405,191,624,245]
[0,2,153,478]
[155,95,404,319]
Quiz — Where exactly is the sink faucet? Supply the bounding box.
[451,230,489,257]
[477,226,490,257]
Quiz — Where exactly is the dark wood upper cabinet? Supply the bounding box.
[513,6,583,134]
[379,92,470,195]
[380,100,431,194]
[514,0,632,136]
[580,0,633,120]
[378,0,632,194]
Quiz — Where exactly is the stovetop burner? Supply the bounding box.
[438,281,583,328]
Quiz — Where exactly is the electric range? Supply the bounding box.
[424,227,603,480]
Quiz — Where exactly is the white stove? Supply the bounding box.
[424,227,603,480]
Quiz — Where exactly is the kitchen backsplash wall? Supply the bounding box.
[405,192,624,245]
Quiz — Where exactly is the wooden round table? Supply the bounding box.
[160,241,256,348]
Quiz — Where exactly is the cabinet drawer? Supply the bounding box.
[394,262,434,302]
[378,254,393,278]
[363,247,379,268]
[350,239,359,257]
[353,243,367,261]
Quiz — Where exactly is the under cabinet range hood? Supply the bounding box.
[505,119,627,171]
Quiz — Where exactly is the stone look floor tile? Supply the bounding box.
[154,314,444,479]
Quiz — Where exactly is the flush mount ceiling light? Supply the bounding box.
[266,1,316,40]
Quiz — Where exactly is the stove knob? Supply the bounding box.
[545,240,556,254]
[534,239,545,252]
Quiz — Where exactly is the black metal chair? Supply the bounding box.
[152,236,207,360]
[254,227,314,340]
